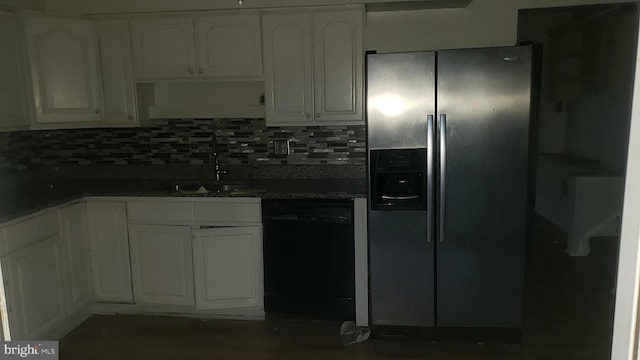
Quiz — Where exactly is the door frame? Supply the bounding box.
[612,8,640,360]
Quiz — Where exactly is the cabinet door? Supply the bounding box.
[195,14,262,78]
[262,13,314,125]
[86,201,133,303]
[313,10,363,123]
[192,226,262,310]
[3,236,66,340]
[0,11,29,130]
[23,16,103,124]
[131,17,196,79]
[58,203,92,315]
[128,225,194,306]
[94,20,137,125]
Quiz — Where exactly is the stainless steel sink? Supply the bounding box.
[212,183,248,193]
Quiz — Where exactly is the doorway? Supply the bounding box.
[518,4,638,358]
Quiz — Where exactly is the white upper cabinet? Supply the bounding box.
[262,13,314,124]
[313,10,363,123]
[23,16,103,125]
[0,11,29,131]
[131,14,262,80]
[93,20,138,125]
[130,17,196,79]
[195,14,263,78]
[262,8,364,126]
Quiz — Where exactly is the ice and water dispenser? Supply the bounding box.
[369,149,427,210]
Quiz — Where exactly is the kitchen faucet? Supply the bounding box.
[210,133,228,182]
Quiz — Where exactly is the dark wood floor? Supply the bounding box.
[60,216,618,359]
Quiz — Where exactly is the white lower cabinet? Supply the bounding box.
[0,198,264,339]
[0,197,266,341]
[3,236,66,340]
[192,226,263,310]
[86,201,133,303]
[58,203,93,315]
[128,224,194,306]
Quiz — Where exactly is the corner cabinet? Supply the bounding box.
[192,226,263,310]
[23,16,103,125]
[86,201,133,304]
[58,203,93,316]
[2,236,67,340]
[0,204,93,340]
[262,8,363,126]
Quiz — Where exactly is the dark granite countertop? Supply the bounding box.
[0,177,367,224]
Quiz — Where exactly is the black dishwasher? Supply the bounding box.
[262,199,355,321]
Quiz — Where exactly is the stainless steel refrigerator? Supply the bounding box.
[367,46,531,335]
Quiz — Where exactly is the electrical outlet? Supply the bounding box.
[273,139,290,155]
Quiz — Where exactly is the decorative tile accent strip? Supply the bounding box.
[0,119,366,172]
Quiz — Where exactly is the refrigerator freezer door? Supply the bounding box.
[436,46,531,328]
[367,52,435,149]
[367,50,436,327]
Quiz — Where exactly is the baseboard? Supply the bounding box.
[92,302,265,320]
[91,302,140,315]
[14,303,265,341]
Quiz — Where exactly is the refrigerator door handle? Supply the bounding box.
[438,114,447,243]
[426,114,434,244]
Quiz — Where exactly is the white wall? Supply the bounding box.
[366,1,517,52]
[562,10,637,172]
[366,0,635,52]
[612,12,640,358]
[0,0,43,9]
[518,10,574,154]
[565,93,633,172]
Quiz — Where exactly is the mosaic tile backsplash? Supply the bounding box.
[0,119,366,172]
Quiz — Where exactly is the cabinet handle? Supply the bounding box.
[199,68,204,74]
[315,113,321,118]
[94,108,101,114]
[188,68,194,75]
[128,115,134,121]
[305,113,311,119]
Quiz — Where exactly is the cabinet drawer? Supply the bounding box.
[193,201,261,225]
[1,211,59,257]
[127,201,193,224]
